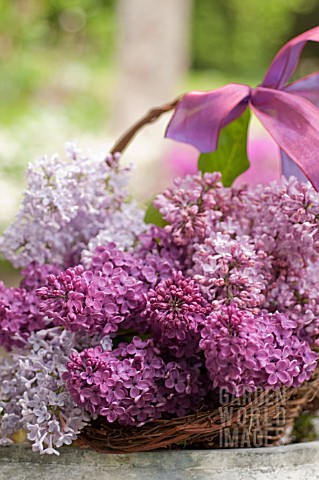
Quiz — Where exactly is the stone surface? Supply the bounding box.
[1,442,319,480]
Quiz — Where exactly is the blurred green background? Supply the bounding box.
[1,0,319,282]
[0,0,115,127]
[1,0,318,129]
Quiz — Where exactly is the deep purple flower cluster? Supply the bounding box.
[79,241,181,333]
[0,283,40,350]
[63,337,203,426]
[0,263,60,350]
[37,258,146,335]
[91,236,181,289]
[200,305,317,396]
[147,271,210,358]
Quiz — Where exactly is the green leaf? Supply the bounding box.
[198,108,251,186]
[144,202,168,227]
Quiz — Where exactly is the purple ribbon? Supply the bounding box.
[165,27,319,190]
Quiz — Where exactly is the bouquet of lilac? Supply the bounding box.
[0,142,318,455]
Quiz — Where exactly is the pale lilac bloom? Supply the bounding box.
[0,146,140,267]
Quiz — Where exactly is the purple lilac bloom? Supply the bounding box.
[239,177,319,336]
[20,263,62,291]
[154,172,223,245]
[0,263,64,351]
[0,282,49,351]
[192,231,266,313]
[63,337,204,426]
[147,271,210,358]
[2,147,319,457]
[137,225,187,278]
[89,240,179,308]
[37,258,147,335]
[200,305,317,396]
[89,242,144,278]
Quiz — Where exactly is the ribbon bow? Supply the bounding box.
[166,27,319,190]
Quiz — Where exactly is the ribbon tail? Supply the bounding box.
[262,26,319,89]
[284,72,319,108]
[165,84,250,153]
[250,87,319,191]
[280,149,308,183]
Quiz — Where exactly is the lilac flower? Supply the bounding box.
[200,305,317,396]
[0,281,50,351]
[0,262,62,351]
[64,337,204,426]
[192,231,266,312]
[37,255,147,335]
[265,360,291,385]
[20,263,62,291]
[136,225,186,281]
[1,147,319,456]
[0,327,95,453]
[147,271,210,357]
[0,146,141,267]
[154,172,223,245]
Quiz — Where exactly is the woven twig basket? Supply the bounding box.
[77,100,319,453]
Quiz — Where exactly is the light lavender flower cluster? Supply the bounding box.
[1,150,319,455]
[0,327,93,454]
[0,145,146,268]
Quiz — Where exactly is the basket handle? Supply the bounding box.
[110,97,180,155]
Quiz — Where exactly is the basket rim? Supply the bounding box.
[77,366,319,454]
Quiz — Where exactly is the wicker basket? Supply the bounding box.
[77,99,319,454]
